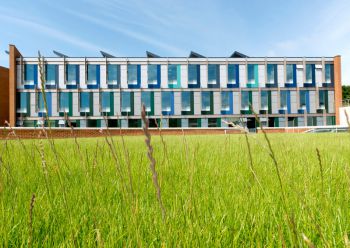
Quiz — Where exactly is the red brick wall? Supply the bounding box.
[334,55,342,125]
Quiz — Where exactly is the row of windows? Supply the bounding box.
[17,90,332,117]
[16,116,336,128]
[22,63,335,89]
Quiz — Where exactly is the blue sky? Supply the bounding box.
[0,0,349,84]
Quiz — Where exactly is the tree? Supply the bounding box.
[343,85,350,100]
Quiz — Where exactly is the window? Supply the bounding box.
[208,64,219,85]
[286,64,295,84]
[228,64,239,87]
[24,64,37,85]
[299,90,309,113]
[107,64,120,85]
[188,64,200,86]
[241,91,250,110]
[128,64,138,85]
[162,91,173,114]
[280,91,288,110]
[46,64,57,85]
[101,92,111,112]
[201,91,212,113]
[221,92,231,112]
[148,65,159,85]
[121,92,132,113]
[80,92,90,112]
[182,91,192,112]
[325,64,334,84]
[305,64,314,84]
[141,92,153,113]
[17,92,28,113]
[87,64,99,85]
[59,92,70,112]
[319,90,328,111]
[66,65,79,85]
[247,64,256,85]
[37,92,46,112]
[267,64,277,85]
[261,91,269,110]
[168,64,179,85]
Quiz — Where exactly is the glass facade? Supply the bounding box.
[121,92,132,113]
[261,91,269,110]
[66,64,79,85]
[128,65,138,85]
[208,64,219,85]
[188,64,200,86]
[148,64,159,85]
[228,64,238,86]
[162,91,173,114]
[286,64,294,84]
[221,92,231,112]
[241,91,250,110]
[80,92,91,112]
[107,64,120,85]
[87,64,99,85]
[201,91,212,112]
[305,64,314,84]
[24,64,36,85]
[168,64,178,85]
[182,91,192,112]
[325,64,334,84]
[46,64,57,85]
[141,92,153,112]
[101,92,111,112]
[247,64,256,85]
[37,92,46,112]
[267,64,277,85]
[17,92,28,113]
[59,92,70,112]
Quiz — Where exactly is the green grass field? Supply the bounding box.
[0,132,349,247]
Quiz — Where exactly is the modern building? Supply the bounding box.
[1,45,343,128]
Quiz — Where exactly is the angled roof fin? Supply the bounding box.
[230,51,249,58]
[53,50,68,58]
[189,51,205,58]
[146,51,161,58]
[5,50,9,55]
[100,51,115,58]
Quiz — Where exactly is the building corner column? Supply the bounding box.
[334,55,342,125]
[9,44,21,127]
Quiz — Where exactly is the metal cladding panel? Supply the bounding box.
[309,91,316,113]
[72,92,79,116]
[58,65,65,88]
[328,91,335,113]
[213,91,221,115]
[258,65,265,87]
[220,65,227,88]
[30,93,38,117]
[80,120,87,128]
[181,64,188,88]
[200,64,208,88]
[290,91,297,114]
[201,118,208,127]
[100,64,107,88]
[194,91,201,115]
[317,117,324,126]
[252,91,259,113]
[93,92,100,116]
[239,65,246,88]
[51,92,58,117]
[141,65,148,88]
[181,118,188,128]
[161,64,168,88]
[154,91,161,115]
[79,64,86,89]
[233,92,240,114]
[134,92,141,116]
[279,117,286,127]
[298,117,305,127]
[120,65,128,88]
[315,68,322,87]
[296,68,304,87]
[174,91,181,115]
[161,118,169,128]
[277,65,284,87]
[114,92,121,115]
[271,91,278,114]
[16,66,23,89]
[120,119,128,128]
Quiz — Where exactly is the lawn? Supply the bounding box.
[0,132,349,246]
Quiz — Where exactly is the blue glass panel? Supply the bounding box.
[80,92,90,112]
[59,92,69,112]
